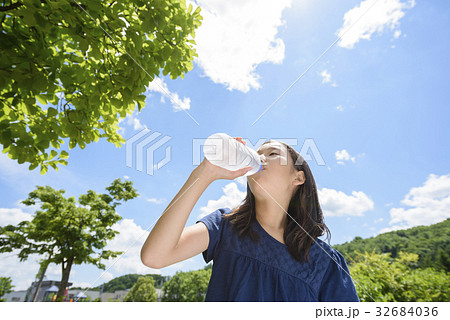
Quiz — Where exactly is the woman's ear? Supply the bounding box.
[293,171,305,186]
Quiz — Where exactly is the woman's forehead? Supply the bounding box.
[257,141,285,153]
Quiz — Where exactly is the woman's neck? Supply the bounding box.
[254,198,289,231]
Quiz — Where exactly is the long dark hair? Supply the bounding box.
[223,140,331,263]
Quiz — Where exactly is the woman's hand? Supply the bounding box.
[196,137,252,181]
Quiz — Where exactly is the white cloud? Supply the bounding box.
[374,217,384,223]
[320,69,338,87]
[379,174,450,233]
[0,152,30,178]
[335,149,356,165]
[117,103,148,137]
[118,108,146,136]
[194,181,374,219]
[101,271,114,283]
[0,208,32,226]
[377,224,409,234]
[321,69,332,83]
[146,77,191,111]
[318,188,374,217]
[336,105,344,112]
[14,200,40,216]
[0,248,64,291]
[104,218,156,275]
[146,197,166,205]
[235,176,248,187]
[193,0,291,92]
[337,0,415,49]
[197,182,246,220]
[0,252,43,291]
[103,218,197,277]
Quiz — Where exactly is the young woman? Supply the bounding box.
[140,137,360,302]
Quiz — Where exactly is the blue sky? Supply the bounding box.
[1,0,449,291]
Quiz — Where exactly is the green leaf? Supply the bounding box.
[111,98,122,109]
[34,11,49,31]
[22,9,37,26]
[58,159,68,166]
[36,137,50,151]
[47,107,58,117]
[36,94,47,105]
[50,140,61,149]
[40,165,48,175]
[80,37,89,53]
[60,150,69,159]
[49,161,59,171]
[137,99,145,112]
[49,150,58,160]
[29,162,39,171]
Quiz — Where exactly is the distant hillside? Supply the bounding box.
[71,273,170,292]
[333,218,450,272]
[100,273,170,292]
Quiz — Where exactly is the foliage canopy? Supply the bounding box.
[0,0,202,173]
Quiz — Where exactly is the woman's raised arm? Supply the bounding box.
[140,155,251,269]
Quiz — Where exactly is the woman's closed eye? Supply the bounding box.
[269,152,278,156]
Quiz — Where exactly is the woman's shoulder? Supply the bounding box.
[196,207,233,226]
[311,238,344,263]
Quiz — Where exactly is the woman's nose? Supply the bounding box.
[259,154,267,164]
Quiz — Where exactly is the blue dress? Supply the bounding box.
[196,207,360,302]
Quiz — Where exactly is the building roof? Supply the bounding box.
[46,285,59,292]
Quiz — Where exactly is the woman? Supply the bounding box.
[140,137,359,302]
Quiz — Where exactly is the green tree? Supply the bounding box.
[0,277,14,301]
[161,269,211,302]
[123,276,157,302]
[0,178,138,301]
[349,250,450,302]
[0,0,202,173]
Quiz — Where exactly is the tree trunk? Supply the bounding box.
[32,259,50,302]
[56,257,74,302]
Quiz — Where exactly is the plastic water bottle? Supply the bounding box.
[203,133,263,176]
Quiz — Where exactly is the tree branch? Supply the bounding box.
[0,2,24,12]
[155,30,176,47]
[0,1,88,13]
